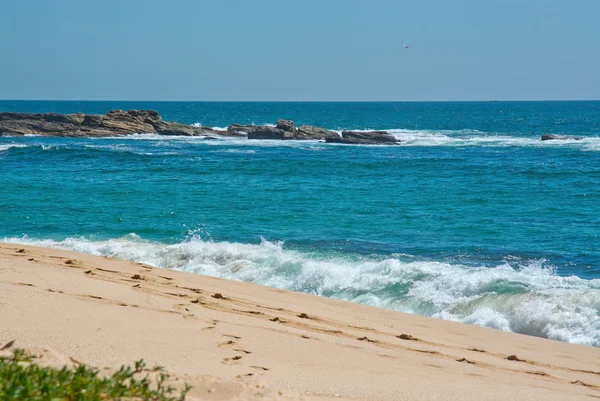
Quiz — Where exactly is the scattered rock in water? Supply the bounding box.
[541,134,584,141]
[296,125,339,140]
[276,119,297,139]
[326,130,399,145]
[1,111,400,145]
[0,109,211,137]
[226,124,257,136]
[247,126,286,140]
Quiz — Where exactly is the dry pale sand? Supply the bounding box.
[1,243,600,401]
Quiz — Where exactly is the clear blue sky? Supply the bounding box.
[1,0,598,101]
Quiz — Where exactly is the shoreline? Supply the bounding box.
[2,243,600,400]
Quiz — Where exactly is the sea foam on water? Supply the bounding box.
[5,234,600,347]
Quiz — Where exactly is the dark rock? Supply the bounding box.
[44,113,85,125]
[541,134,584,141]
[156,124,216,136]
[247,126,285,140]
[296,125,340,140]
[276,119,297,139]
[227,124,257,135]
[326,130,398,145]
[0,110,214,137]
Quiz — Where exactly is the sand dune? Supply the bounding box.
[1,243,599,400]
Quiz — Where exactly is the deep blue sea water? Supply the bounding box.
[2,100,600,346]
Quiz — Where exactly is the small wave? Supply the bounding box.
[190,123,228,131]
[212,149,257,154]
[4,234,600,346]
[0,144,29,152]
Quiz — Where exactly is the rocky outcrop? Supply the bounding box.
[0,109,216,137]
[247,126,286,140]
[226,124,257,136]
[541,134,584,141]
[245,120,339,141]
[296,125,339,140]
[0,112,399,145]
[276,119,297,139]
[326,130,399,145]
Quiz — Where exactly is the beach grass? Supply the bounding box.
[0,349,189,401]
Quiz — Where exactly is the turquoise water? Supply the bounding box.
[2,101,600,346]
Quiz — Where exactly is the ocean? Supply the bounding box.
[1,100,599,346]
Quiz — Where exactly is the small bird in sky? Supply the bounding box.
[401,42,409,49]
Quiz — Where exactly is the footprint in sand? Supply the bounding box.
[222,356,243,365]
[572,380,595,388]
[526,371,548,376]
[397,334,419,341]
[250,366,269,371]
[234,349,252,354]
[97,268,118,273]
[1,340,16,351]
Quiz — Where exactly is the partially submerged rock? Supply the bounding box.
[226,124,257,136]
[541,134,584,141]
[296,125,339,140]
[0,112,398,145]
[0,109,211,137]
[276,119,297,139]
[326,130,399,145]
[247,126,286,140]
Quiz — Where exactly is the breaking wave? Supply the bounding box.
[4,234,600,347]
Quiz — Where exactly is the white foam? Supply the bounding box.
[0,144,28,152]
[4,234,600,346]
[22,126,595,151]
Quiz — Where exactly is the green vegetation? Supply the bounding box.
[0,349,190,400]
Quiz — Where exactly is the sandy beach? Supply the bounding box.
[1,243,599,400]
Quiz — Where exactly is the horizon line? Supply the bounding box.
[2,99,600,103]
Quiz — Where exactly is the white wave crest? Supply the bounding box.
[4,235,600,346]
[0,144,29,152]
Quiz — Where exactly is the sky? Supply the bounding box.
[1,0,599,101]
